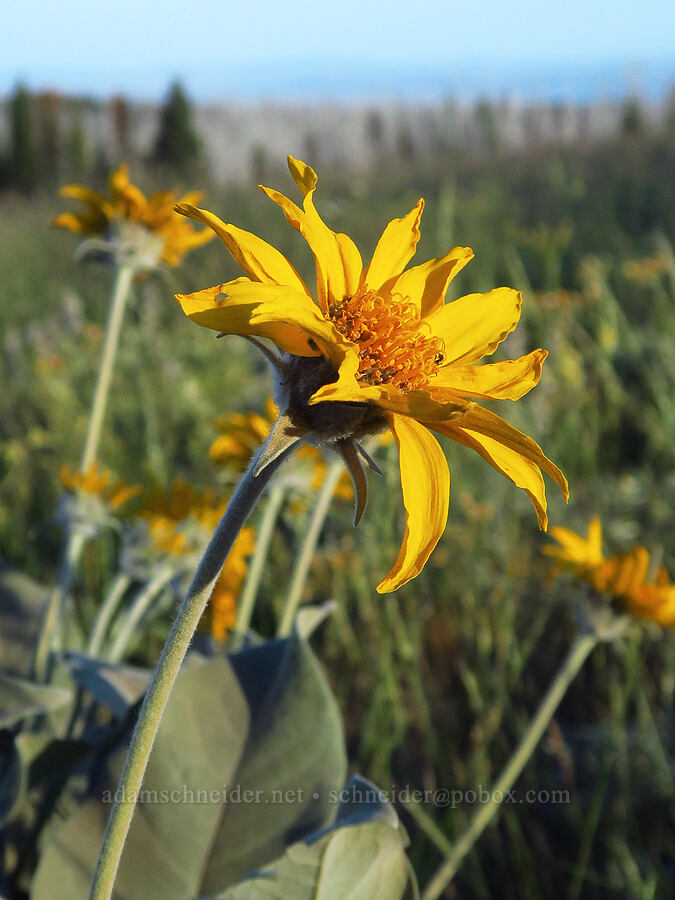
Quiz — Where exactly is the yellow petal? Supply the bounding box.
[365,199,424,290]
[58,184,115,220]
[52,211,107,234]
[426,288,522,365]
[450,406,568,502]
[259,184,346,310]
[175,190,204,208]
[336,232,363,297]
[176,277,347,365]
[545,522,603,567]
[109,165,147,219]
[308,351,472,422]
[377,415,450,593]
[277,158,363,302]
[434,421,550,529]
[587,517,603,562]
[109,164,129,189]
[428,349,548,401]
[287,155,318,196]
[161,221,215,259]
[386,246,474,316]
[175,203,310,295]
[609,547,650,595]
[145,189,179,221]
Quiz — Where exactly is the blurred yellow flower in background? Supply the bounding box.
[53,164,213,266]
[137,479,255,638]
[210,397,353,501]
[208,527,256,641]
[545,517,675,626]
[60,461,140,510]
[622,254,669,283]
[138,479,232,555]
[544,517,604,582]
[176,156,567,592]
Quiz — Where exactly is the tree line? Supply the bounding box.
[0,81,201,193]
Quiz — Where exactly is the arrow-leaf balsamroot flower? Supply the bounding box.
[545,518,675,627]
[176,157,568,592]
[53,164,213,268]
[210,398,354,501]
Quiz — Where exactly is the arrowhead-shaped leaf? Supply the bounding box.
[66,654,152,719]
[33,633,347,899]
[0,673,71,728]
[217,777,417,900]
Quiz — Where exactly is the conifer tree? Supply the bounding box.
[9,84,38,192]
[153,81,200,172]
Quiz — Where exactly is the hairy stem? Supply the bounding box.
[34,263,135,681]
[87,573,133,657]
[80,264,135,472]
[88,438,293,900]
[33,530,87,681]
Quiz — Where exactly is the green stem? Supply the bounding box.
[87,573,133,657]
[33,530,87,681]
[80,264,135,472]
[277,457,343,637]
[107,564,179,663]
[231,481,286,649]
[88,439,293,900]
[421,630,599,900]
[33,264,135,681]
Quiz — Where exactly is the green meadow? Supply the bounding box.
[1,108,674,898]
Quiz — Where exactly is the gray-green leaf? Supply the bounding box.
[33,633,347,899]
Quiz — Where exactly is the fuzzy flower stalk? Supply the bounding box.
[176,156,568,592]
[34,168,213,681]
[422,517,669,900]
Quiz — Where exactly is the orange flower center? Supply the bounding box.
[329,287,444,392]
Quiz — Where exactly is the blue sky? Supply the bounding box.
[3,0,674,100]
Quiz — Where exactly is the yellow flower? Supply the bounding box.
[137,479,228,556]
[60,461,141,510]
[176,156,568,592]
[545,519,675,627]
[207,527,255,641]
[53,164,213,267]
[209,398,279,469]
[210,397,353,501]
[543,517,605,582]
[136,478,254,638]
[622,254,669,283]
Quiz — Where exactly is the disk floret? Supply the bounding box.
[329,288,445,392]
